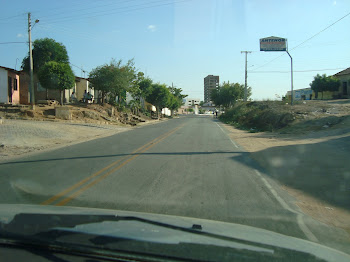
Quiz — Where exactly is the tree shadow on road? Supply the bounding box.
[0,151,246,166]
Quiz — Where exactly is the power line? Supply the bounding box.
[251,10,350,71]
[249,67,347,74]
[0,12,26,21]
[44,0,192,24]
[289,11,350,52]
[38,0,139,20]
[70,63,88,75]
[0,41,27,44]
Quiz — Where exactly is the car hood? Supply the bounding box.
[0,204,349,262]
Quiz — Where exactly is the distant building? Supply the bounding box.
[333,67,350,98]
[286,88,313,101]
[285,67,350,101]
[184,98,200,107]
[204,75,219,103]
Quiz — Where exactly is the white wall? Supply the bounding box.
[184,98,200,107]
[161,107,171,116]
[0,69,8,103]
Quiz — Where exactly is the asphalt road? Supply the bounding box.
[0,115,348,253]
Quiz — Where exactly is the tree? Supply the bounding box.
[89,63,114,104]
[110,59,136,107]
[38,61,75,105]
[138,77,154,100]
[145,83,171,119]
[310,74,340,99]
[129,72,153,114]
[167,86,187,116]
[22,38,69,73]
[211,82,251,109]
[89,59,136,105]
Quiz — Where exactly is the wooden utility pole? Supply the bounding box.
[241,51,251,102]
[28,13,35,108]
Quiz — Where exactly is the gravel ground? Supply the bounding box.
[0,119,131,162]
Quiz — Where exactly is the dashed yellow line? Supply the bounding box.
[41,124,184,206]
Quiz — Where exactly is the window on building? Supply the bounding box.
[14,78,18,91]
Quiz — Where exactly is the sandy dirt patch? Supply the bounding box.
[0,119,132,162]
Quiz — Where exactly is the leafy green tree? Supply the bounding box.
[167,86,187,116]
[138,77,154,100]
[310,74,340,99]
[89,59,136,105]
[22,38,69,73]
[211,82,251,109]
[110,59,136,107]
[129,72,153,113]
[146,83,171,119]
[38,61,75,105]
[89,63,114,104]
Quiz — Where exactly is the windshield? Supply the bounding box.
[0,0,350,261]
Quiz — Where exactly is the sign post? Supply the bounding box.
[260,36,294,105]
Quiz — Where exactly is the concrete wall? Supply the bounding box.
[75,78,88,101]
[286,88,339,101]
[313,90,337,100]
[0,68,8,103]
[19,72,30,104]
[161,107,171,116]
[35,80,62,102]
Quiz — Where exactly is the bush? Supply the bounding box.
[219,101,294,131]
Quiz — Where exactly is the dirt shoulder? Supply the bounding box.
[0,118,168,163]
[0,120,131,162]
[0,103,166,162]
[221,100,350,235]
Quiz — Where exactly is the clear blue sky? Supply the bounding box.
[1,0,349,100]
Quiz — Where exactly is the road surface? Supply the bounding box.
[0,115,348,253]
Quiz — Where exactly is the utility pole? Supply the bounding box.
[28,13,35,109]
[241,51,251,102]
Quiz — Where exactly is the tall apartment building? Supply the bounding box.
[204,75,219,103]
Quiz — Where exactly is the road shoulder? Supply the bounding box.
[219,122,350,237]
[0,118,167,163]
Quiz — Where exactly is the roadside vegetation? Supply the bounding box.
[220,101,294,132]
[213,79,349,133]
[21,37,187,118]
[219,100,350,133]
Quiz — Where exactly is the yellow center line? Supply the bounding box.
[40,123,184,206]
[55,124,184,206]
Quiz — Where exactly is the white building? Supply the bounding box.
[184,98,200,107]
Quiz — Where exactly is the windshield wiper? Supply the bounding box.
[0,213,327,262]
[0,213,254,246]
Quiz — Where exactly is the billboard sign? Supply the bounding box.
[260,36,287,51]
